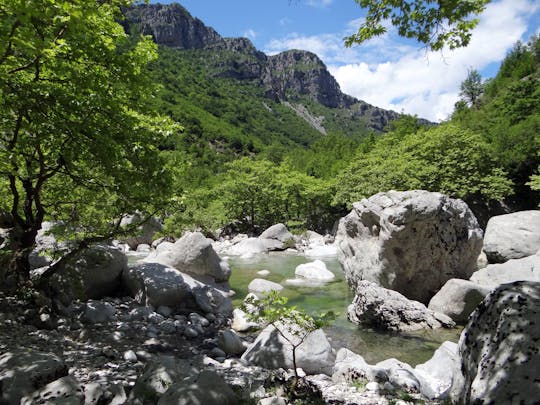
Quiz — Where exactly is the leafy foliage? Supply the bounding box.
[0,0,180,285]
[345,0,490,50]
[334,123,513,206]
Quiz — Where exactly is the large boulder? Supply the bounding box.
[0,351,68,405]
[247,278,283,298]
[451,281,540,403]
[122,262,232,315]
[144,232,230,282]
[241,324,335,375]
[294,260,335,282]
[482,210,540,263]
[428,279,491,324]
[469,251,540,288]
[158,370,238,405]
[258,223,294,251]
[336,190,483,304]
[38,244,127,303]
[347,281,455,332]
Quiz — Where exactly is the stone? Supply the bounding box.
[224,237,268,258]
[428,279,491,324]
[332,348,388,383]
[82,300,116,324]
[241,323,335,375]
[469,251,540,289]
[348,281,455,332]
[247,278,283,298]
[258,223,294,251]
[256,269,270,277]
[451,281,540,404]
[189,312,210,326]
[259,397,287,405]
[304,244,338,258]
[0,351,68,405]
[28,222,62,269]
[123,350,138,363]
[120,213,162,250]
[41,244,127,303]
[336,190,482,303]
[21,375,84,405]
[375,358,420,392]
[294,260,335,282]
[157,370,238,405]
[482,210,540,263]
[129,356,197,403]
[144,231,231,282]
[231,308,258,332]
[218,329,246,355]
[414,341,457,400]
[122,262,232,315]
[156,305,173,317]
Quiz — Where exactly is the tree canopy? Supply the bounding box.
[0,0,180,288]
[345,0,490,51]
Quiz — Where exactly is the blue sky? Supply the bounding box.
[157,0,540,121]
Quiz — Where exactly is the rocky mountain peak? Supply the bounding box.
[122,3,222,49]
[264,49,352,108]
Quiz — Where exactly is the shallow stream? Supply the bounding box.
[228,252,462,366]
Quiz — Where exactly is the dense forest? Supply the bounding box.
[155,34,540,236]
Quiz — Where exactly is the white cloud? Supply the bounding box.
[243,29,257,40]
[266,0,539,121]
[305,0,333,8]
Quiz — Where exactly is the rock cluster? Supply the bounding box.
[337,190,483,304]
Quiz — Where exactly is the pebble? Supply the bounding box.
[189,312,210,327]
[123,350,138,363]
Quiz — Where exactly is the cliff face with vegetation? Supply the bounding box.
[123,3,399,137]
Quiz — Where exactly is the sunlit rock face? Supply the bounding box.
[336,190,483,304]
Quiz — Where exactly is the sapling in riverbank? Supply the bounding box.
[243,290,335,381]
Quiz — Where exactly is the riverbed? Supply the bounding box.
[228,251,461,366]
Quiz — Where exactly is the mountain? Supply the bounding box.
[122,3,402,154]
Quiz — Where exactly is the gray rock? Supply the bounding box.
[259,397,287,405]
[188,312,209,326]
[144,231,230,282]
[43,244,127,303]
[123,350,138,363]
[184,326,199,338]
[231,308,258,332]
[258,223,294,251]
[218,329,246,355]
[120,213,162,250]
[156,305,173,317]
[157,370,238,405]
[0,351,68,405]
[483,210,540,263]
[294,260,335,282]
[428,279,491,323]
[247,278,283,298]
[469,251,540,289]
[336,190,482,304]
[224,237,268,258]
[451,281,540,403]
[241,323,335,375]
[332,348,388,383]
[82,300,116,324]
[414,341,457,400]
[21,375,84,405]
[129,356,197,403]
[347,281,455,332]
[122,262,232,315]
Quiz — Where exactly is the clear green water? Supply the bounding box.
[228,252,462,366]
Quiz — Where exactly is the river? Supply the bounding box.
[227,251,461,366]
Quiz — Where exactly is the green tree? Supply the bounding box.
[0,0,180,289]
[344,0,490,50]
[459,69,484,108]
[334,123,513,206]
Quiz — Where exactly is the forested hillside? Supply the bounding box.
[121,3,539,236]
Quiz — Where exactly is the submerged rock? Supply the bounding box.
[247,278,283,298]
[482,210,540,263]
[336,190,482,304]
[347,281,455,332]
[451,281,540,403]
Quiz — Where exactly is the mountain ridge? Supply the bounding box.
[123,2,403,134]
